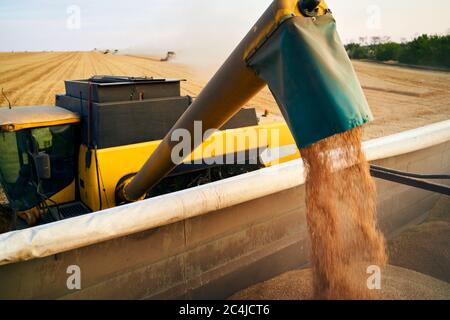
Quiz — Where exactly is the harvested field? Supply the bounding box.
[0,52,449,141]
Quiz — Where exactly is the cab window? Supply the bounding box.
[0,124,77,211]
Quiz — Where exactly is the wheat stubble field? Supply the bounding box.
[0,51,449,141]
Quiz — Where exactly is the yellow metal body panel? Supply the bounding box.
[79,122,298,211]
[0,106,80,132]
[46,180,76,206]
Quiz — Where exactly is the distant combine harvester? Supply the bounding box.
[161,51,176,62]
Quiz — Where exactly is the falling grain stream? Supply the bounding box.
[301,127,387,299]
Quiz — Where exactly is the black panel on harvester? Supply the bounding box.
[57,76,258,149]
[56,94,191,148]
[64,76,182,103]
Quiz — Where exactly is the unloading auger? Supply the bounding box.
[116,0,373,203]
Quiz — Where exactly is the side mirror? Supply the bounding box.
[33,153,51,180]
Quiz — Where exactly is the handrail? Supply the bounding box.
[0,120,449,266]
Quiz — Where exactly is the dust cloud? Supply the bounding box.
[123,0,272,77]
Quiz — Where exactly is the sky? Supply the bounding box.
[0,0,449,64]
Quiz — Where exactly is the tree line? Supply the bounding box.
[345,34,450,68]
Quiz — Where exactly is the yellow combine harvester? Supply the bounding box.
[0,77,298,228]
[0,0,371,230]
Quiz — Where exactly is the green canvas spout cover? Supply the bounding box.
[247,13,373,149]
